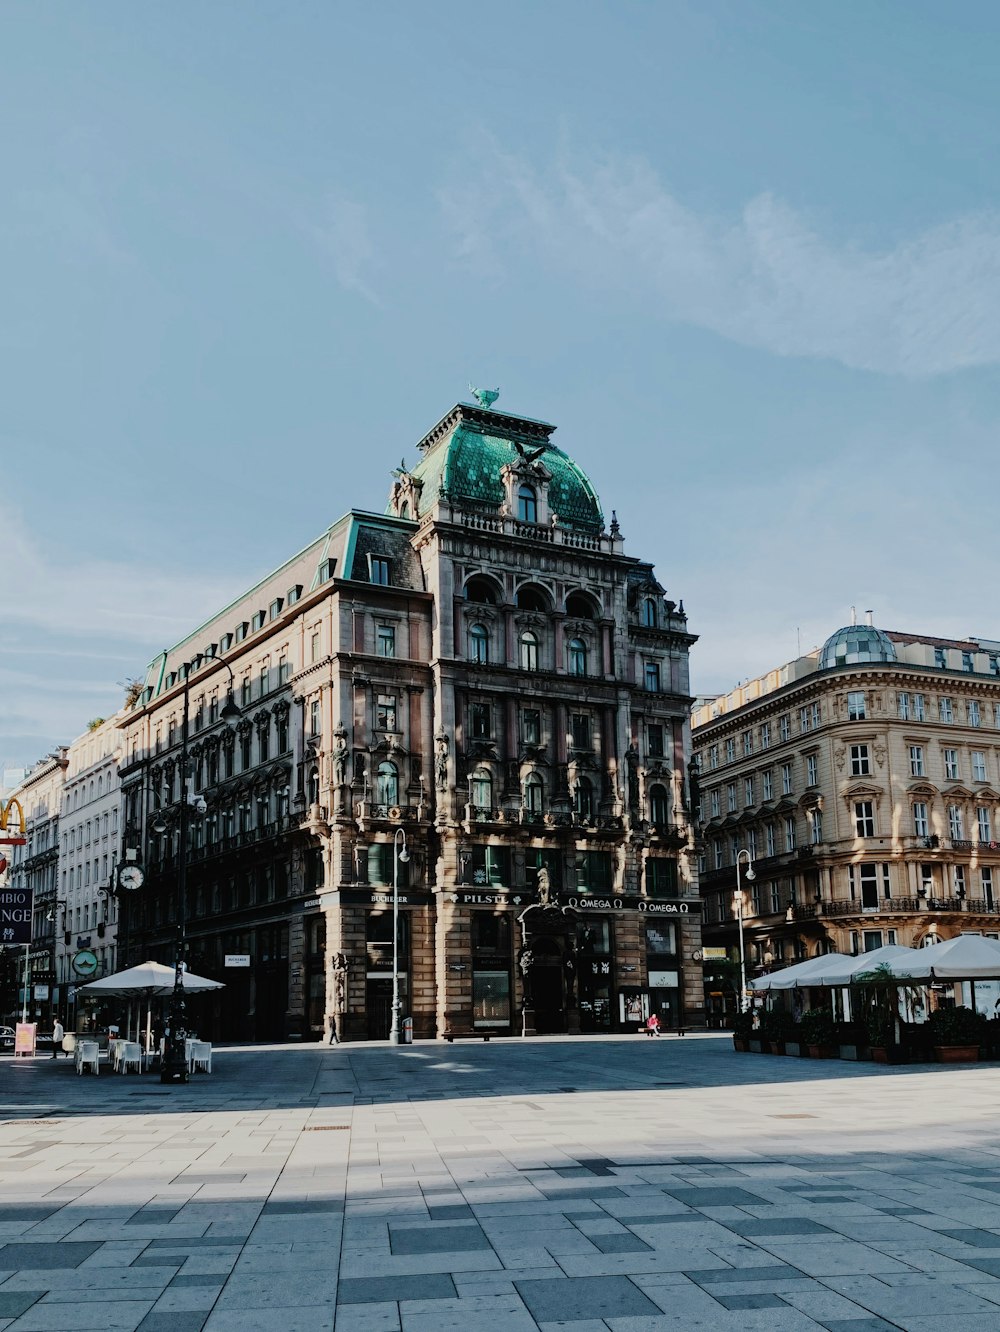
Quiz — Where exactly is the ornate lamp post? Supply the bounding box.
[160,658,241,1083]
[733,848,756,1014]
[389,827,409,1045]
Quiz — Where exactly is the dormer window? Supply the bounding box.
[369,556,391,586]
[640,597,658,628]
[517,484,537,523]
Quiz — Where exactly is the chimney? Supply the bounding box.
[866,609,874,626]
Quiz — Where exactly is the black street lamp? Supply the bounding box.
[160,655,240,1084]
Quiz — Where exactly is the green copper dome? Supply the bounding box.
[404,402,604,533]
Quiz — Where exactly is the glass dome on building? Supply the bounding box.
[819,624,897,670]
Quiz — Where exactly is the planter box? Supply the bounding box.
[806,1043,838,1059]
[768,1040,786,1056]
[748,1039,763,1053]
[732,1037,749,1052]
[934,1044,980,1063]
[838,1044,860,1061]
[870,1046,890,1064]
[784,1041,801,1058]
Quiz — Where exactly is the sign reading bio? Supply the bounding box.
[0,887,33,945]
[225,954,251,968]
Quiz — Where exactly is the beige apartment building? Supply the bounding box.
[692,619,1000,1015]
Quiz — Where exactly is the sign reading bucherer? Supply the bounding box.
[0,887,33,945]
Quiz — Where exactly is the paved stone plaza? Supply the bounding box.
[5,1036,1000,1330]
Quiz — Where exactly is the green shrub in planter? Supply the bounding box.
[733,1010,755,1038]
[760,1009,797,1041]
[927,1005,986,1047]
[798,1008,836,1047]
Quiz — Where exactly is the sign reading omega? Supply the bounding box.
[0,888,34,945]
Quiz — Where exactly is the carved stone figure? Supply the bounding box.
[536,866,553,905]
[435,732,449,789]
[332,724,349,785]
[625,743,640,810]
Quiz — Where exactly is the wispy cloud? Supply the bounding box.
[442,139,1000,376]
[309,194,380,305]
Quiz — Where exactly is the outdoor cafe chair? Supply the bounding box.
[75,1040,99,1075]
[118,1042,143,1074]
[189,1041,212,1074]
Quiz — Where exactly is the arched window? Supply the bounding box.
[641,597,658,628]
[471,768,492,810]
[516,584,550,611]
[465,576,499,604]
[469,623,490,664]
[566,592,598,619]
[649,783,668,827]
[517,484,537,523]
[520,630,539,671]
[574,776,594,822]
[523,772,544,815]
[567,638,588,676]
[376,761,399,806]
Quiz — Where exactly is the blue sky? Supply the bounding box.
[3,1,1000,769]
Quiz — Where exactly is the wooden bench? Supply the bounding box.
[443,1032,491,1042]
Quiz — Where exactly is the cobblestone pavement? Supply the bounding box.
[5,1034,1000,1330]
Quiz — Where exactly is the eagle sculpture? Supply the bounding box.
[469,384,500,409]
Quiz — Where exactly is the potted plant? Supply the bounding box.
[852,964,903,1063]
[798,1007,838,1058]
[732,1010,754,1052]
[927,1005,984,1063]
[760,1008,796,1054]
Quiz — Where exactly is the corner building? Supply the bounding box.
[120,399,703,1041]
[693,619,1000,1014]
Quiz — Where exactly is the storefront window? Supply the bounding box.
[577,919,613,1032]
[472,914,511,1030]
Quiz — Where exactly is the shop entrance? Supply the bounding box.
[531,943,566,1034]
[518,903,580,1036]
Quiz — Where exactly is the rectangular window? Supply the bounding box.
[730,834,741,863]
[944,748,959,780]
[708,744,719,770]
[576,851,613,892]
[969,700,982,727]
[644,662,661,692]
[955,865,967,895]
[850,744,870,777]
[522,709,541,745]
[309,699,320,737]
[910,745,924,777]
[898,692,910,720]
[726,783,736,813]
[963,651,974,672]
[646,858,678,897]
[863,929,883,951]
[781,763,792,796]
[935,647,947,669]
[710,789,720,818]
[762,770,773,801]
[278,654,290,684]
[784,815,796,851]
[377,625,396,658]
[855,801,875,837]
[995,703,1000,729]
[806,754,818,786]
[241,676,251,706]
[939,697,954,723]
[369,556,391,586]
[743,777,754,807]
[913,802,929,837]
[799,706,811,733]
[811,810,823,844]
[973,751,987,782]
[647,723,664,758]
[310,631,321,662]
[714,840,724,870]
[571,713,591,749]
[726,738,735,763]
[268,598,283,621]
[748,827,758,858]
[978,807,992,842]
[469,702,491,739]
[779,714,790,742]
[847,691,866,720]
[760,722,770,749]
[770,883,781,914]
[251,610,266,633]
[948,804,964,839]
[462,845,511,887]
[376,694,397,732]
[743,731,753,756]
[982,867,995,908]
[766,823,776,857]
[259,662,270,696]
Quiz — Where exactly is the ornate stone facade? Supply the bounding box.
[118,398,703,1040]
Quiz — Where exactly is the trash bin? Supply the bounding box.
[402,1017,413,1044]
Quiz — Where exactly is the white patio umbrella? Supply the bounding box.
[749,952,847,992]
[883,933,1000,982]
[76,961,224,1050]
[808,944,916,987]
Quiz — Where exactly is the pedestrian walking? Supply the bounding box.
[52,1019,64,1058]
[645,1012,661,1038]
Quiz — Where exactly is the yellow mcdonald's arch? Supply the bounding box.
[0,797,26,834]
